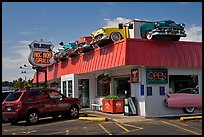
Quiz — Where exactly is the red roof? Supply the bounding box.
[32,38,202,83]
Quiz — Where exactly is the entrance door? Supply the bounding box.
[78,79,90,108]
[113,77,131,97]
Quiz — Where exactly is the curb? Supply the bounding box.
[79,113,88,117]
[79,116,109,121]
[180,116,202,121]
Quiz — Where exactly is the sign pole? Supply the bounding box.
[44,68,47,88]
[36,69,39,88]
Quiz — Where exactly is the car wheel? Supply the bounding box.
[145,30,153,40]
[26,111,39,125]
[77,51,84,54]
[183,107,196,114]
[92,44,99,49]
[110,32,122,42]
[69,106,79,119]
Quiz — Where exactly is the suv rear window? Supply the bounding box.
[5,92,22,101]
[2,92,13,102]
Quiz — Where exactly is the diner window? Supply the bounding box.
[96,74,111,96]
[169,75,198,93]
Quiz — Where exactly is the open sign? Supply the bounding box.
[146,68,168,84]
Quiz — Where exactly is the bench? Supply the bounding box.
[91,97,104,111]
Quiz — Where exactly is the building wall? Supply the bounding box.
[61,73,98,107]
[143,67,202,117]
[61,65,202,117]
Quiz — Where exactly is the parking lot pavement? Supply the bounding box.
[2,117,202,135]
[79,108,153,123]
[2,108,202,135]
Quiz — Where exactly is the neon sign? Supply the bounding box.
[146,68,168,84]
[28,40,56,68]
[33,51,52,64]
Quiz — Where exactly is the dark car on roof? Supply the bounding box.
[140,20,187,41]
[2,88,82,125]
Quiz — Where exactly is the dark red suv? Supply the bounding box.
[2,88,82,125]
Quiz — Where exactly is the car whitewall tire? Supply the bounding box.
[146,30,153,40]
[183,107,196,114]
[110,32,122,42]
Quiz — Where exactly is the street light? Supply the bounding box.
[20,64,33,81]
[21,71,26,81]
[20,64,33,69]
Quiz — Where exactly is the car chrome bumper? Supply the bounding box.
[151,28,187,37]
[91,35,110,45]
[152,32,187,37]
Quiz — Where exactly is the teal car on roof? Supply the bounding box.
[140,20,187,41]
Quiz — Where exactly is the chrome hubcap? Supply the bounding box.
[29,113,38,123]
[70,108,78,117]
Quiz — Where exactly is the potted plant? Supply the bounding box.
[102,95,124,113]
[97,74,111,84]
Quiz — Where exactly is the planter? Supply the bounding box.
[102,99,124,113]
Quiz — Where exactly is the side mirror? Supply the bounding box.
[118,23,123,29]
[128,23,133,29]
[59,42,64,46]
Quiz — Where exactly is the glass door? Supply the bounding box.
[78,79,90,108]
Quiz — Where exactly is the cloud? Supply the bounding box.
[180,24,202,42]
[177,2,191,5]
[104,17,132,26]
[2,40,34,81]
[20,31,36,35]
[105,2,116,6]
[2,39,59,82]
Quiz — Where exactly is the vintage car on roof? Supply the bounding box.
[76,35,94,54]
[61,41,78,57]
[53,47,68,61]
[140,20,187,41]
[91,25,131,48]
[165,87,202,114]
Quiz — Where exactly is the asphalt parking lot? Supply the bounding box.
[2,115,202,135]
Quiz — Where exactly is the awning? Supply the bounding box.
[32,38,202,83]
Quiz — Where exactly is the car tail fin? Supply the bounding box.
[166,94,171,98]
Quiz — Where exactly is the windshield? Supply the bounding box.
[176,88,199,94]
[5,92,22,101]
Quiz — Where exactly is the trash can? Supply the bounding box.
[124,91,137,116]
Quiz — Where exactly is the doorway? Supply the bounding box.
[113,76,131,98]
[78,79,90,108]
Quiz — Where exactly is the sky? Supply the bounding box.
[2,2,202,82]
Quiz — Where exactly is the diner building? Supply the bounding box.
[32,38,202,117]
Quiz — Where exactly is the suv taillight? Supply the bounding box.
[16,102,22,111]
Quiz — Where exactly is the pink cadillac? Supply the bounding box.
[165,88,202,114]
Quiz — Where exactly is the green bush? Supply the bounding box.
[104,95,120,99]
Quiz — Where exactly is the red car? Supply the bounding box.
[165,88,202,114]
[2,88,82,125]
[76,36,94,54]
